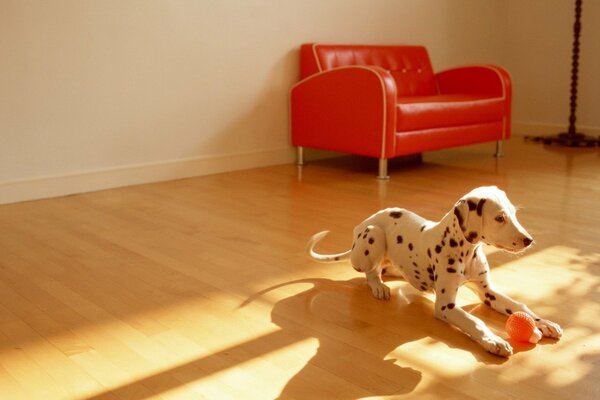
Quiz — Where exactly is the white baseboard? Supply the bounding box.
[512,121,600,137]
[0,147,295,205]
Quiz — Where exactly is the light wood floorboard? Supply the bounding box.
[0,138,599,399]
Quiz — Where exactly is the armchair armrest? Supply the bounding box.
[435,65,511,99]
[436,65,512,140]
[290,66,398,159]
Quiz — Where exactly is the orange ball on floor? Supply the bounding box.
[506,311,542,343]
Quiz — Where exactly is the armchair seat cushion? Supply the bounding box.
[396,94,506,132]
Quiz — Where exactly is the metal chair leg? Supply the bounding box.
[377,158,390,180]
[495,140,504,158]
[297,147,304,166]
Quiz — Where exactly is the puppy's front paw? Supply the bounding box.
[536,319,563,339]
[369,282,391,300]
[482,335,513,357]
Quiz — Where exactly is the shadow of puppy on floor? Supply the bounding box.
[241,277,508,399]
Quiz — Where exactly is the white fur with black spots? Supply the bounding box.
[306,186,563,357]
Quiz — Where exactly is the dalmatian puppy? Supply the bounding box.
[306,186,562,357]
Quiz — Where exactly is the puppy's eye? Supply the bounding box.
[495,215,506,223]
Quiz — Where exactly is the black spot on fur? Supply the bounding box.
[460,240,464,247]
[389,211,403,219]
[421,225,426,232]
[467,200,477,211]
[449,239,458,247]
[368,237,375,245]
[412,262,418,267]
[442,306,446,311]
[427,248,432,258]
[467,231,478,242]
[408,243,413,251]
[447,267,457,273]
[454,206,465,229]
[506,309,513,315]
[427,267,433,273]
[420,285,427,291]
[447,303,455,310]
[486,293,496,301]
[441,288,445,294]
[364,250,369,256]
[396,235,403,244]
[535,318,541,322]
[382,268,387,275]
[484,300,491,306]
[448,258,455,265]
[476,199,486,217]
[435,245,442,254]
[334,256,340,261]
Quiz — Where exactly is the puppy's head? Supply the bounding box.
[453,186,533,253]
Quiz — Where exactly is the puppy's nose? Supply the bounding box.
[523,237,533,247]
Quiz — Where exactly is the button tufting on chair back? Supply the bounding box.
[311,44,437,97]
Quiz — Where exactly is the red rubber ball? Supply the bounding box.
[506,311,536,342]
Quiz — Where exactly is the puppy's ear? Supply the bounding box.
[453,197,485,244]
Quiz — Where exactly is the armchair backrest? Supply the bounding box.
[300,43,437,97]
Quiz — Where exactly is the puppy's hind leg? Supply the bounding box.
[351,225,390,300]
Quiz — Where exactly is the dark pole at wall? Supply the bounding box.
[526,0,599,147]
[567,0,582,136]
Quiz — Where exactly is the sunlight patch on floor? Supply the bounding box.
[493,246,600,389]
[487,246,599,301]
[0,286,314,400]
[387,245,600,396]
[194,336,319,398]
[3,245,596,399]
[388,337,477,378]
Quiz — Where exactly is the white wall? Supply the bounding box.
[0,0,520,203]
[506,0,600,134]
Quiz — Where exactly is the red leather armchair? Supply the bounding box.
[290,44,512,179]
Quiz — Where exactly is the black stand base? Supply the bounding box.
[525,132,599,148]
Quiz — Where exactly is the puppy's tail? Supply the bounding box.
[306,231,351,263]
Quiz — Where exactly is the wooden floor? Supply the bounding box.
[0,138,599,399]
